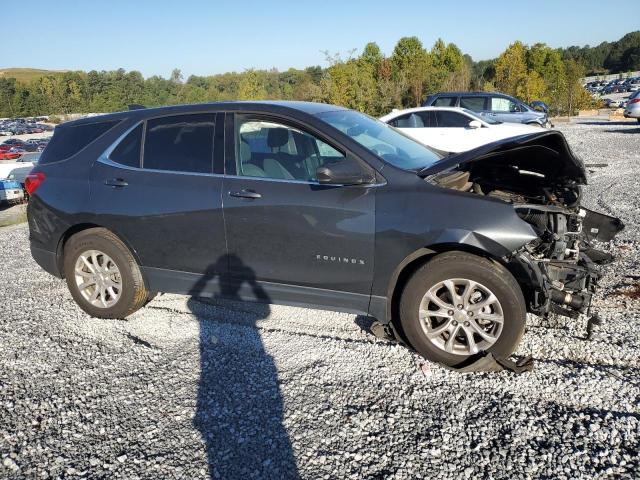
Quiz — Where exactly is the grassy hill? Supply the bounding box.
[0,68,67,82]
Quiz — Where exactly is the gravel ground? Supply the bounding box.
[1,120,639,479]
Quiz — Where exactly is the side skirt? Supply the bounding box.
[141,266,373,317]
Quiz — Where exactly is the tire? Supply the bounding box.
[63,228,149,319]
[399,251,526,367]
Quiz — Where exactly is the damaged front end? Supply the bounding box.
[420,131,624,320]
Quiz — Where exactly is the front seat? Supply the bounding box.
[238,139,267,177]
[263,128,295,180]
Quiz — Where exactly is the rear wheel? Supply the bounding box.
[63,228,149,319]
[399,251,526,367]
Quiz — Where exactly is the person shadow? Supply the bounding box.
[187,254,299,479]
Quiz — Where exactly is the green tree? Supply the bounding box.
[238,69,268,100]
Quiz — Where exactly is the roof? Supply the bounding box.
[379,106,481,122]
[62,101,347,127]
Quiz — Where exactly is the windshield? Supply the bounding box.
[460,108,502,125]
[316,110,445,170]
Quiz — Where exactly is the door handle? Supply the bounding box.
[104,178,128,187]
[229,189,261,199]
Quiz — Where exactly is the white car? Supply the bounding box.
[380,107,544,153]
[0,157,35,181]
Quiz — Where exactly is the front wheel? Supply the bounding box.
[63,228,149,319]
[399,251,526,367]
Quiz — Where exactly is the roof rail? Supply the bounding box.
[128,104,146,111]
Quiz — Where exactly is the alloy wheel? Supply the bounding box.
[73,249,122,308]
[418,278,504,356]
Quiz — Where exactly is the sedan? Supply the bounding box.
[380,107,543,153]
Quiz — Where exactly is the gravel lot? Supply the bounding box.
[1,120,639,479]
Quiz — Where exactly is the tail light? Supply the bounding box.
[25,172,45,195]
[629,98,640,105]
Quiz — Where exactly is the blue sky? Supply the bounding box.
[5,0,638,78]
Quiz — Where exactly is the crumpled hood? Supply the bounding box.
[418,131,587,185]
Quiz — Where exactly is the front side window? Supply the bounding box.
[235,116,345,182]
[317,110,444,171]
[143,114,215,173]
[434,111,470,128]
[491,97,520,113]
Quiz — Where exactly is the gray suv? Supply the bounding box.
[424,92,551,127]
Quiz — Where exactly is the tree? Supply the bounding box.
[170,68,183,84]
[390,37,431,106]
[238,69,267,100]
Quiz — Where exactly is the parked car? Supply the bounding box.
[27,101,622,367]
[0,151,22,161]
[380,107,542,153]
[2,138,26,146]
[423,92,551,127]
[0,179,25,204]
[0,155,36,180]
[605,98,624,108]
[623,90,640,123]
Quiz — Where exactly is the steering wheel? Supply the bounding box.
[370,143,395,157]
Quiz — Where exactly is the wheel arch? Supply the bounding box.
[385,242,520,342]
[56,224,145,282]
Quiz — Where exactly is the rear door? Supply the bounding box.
[88,112,227,283]
[221,113,376,312]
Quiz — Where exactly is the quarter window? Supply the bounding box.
[39,120,119,165]
[143,114,215,173]
[110,124,142,168]
[235,116,345,182]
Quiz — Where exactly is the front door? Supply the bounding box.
[88,113,227,286]
[489,96,525,124]
[222,114,376,312]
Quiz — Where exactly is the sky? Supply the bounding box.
[5,0,638,78]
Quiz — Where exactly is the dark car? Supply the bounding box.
[26,101,621,367]
[424,92,551,127]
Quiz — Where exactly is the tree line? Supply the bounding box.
[2,32,637,120]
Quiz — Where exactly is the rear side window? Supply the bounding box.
[39,120,119,164]
[143,114,215,173]
[110,124,142,168]
[460,96,486,112]
[389,113,425,128]
[432,97,456,107]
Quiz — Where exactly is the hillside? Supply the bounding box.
[0,68,67,82]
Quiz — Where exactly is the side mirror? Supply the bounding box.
[316,156,374,186]
[468,120,482,129]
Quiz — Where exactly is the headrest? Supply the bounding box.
[267,128,289,148]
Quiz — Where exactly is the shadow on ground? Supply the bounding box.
[187,254,299,479]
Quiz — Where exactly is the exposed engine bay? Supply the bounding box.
[423,131,624,319]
